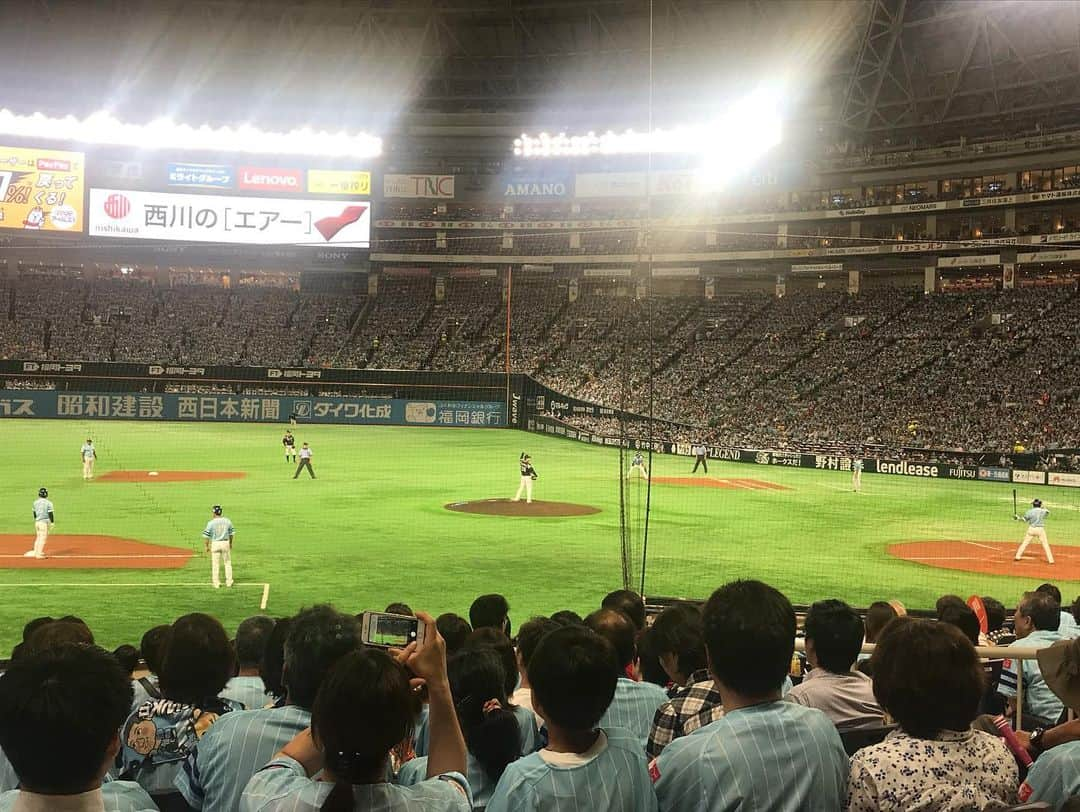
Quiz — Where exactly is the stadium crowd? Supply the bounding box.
[1,272,1078,455]
[3,581,1080,811]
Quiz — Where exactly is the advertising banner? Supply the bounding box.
[167,162,233,189]
[1048,472,1080,488]
[383,174,455,199]
[502,178,570,198]
[977,466,1012,482]
[0,144,85,232]
[1012,470,1046,485]
[307,169,370,196]
[0,390,504,427]
[88,188,370,247]
[573,170,699,199]
[237,166,303,193]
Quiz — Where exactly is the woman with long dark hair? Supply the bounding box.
[399,649,521,808]
[240,612,470,811]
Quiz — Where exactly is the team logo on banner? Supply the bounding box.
[0,145,85,232]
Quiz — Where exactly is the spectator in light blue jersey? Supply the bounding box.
[652,580,848,812]
[399,648,521,808]
[240,612,471,812]
[1036,583,1080,639]
[177,606,362,811]
[999,590,1066,728]
[221,615,275,710]
[0,644,158,812]
[487,625,657,812]
[587,608,670,749]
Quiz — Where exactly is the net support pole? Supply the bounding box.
[505,264,513,419]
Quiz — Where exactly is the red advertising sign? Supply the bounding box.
[237,166,304,192]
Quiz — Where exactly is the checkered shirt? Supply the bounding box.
[647,669,724,758]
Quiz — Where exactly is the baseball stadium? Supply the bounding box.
[2,1,1080,809]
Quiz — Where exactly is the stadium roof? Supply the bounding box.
[2,0,1079,147]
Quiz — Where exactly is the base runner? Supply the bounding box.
[1014,498,1054,564]
[80,438,97,480]
[202,505,235,588]
[626,451,650,481]
[25,487,53,559]
[513,453,538,504]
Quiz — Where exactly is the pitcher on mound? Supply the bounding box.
[513,453,538,504]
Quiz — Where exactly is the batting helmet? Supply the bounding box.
[1033,499,1043,508]
[38,487,48,498]
[212,505,223,515]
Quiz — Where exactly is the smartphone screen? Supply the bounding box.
[364,612,419,648]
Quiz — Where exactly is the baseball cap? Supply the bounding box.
[212,505,222,515]
[1038,638,1080,710]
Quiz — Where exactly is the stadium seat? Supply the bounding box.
[839,723,899,756]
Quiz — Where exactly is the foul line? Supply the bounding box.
[0,581,271,610]
[261,582,270,610]
[0,554,190,560]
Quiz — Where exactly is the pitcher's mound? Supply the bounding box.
[446,499,601,517]
[99,471,246,483]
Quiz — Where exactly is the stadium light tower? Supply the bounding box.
[695,86,783,192]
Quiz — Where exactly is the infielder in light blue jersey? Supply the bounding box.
[25,487,54,559]
[80,438,97,480]
[627,452,650,481]
[202,505,235,588]
[1014,498,1054,564]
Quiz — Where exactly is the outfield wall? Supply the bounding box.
[526,414,1073,489]
[0,390,505,427]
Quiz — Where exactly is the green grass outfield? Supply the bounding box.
[1,419,1077,652]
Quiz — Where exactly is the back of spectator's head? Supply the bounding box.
[528,626,617,732]
[1037,583,1063,605]
[517,617,560,672]
[704,580,795,699]
[469,594,510,635]
[384,602,413,616]
[935,594,967,618]
[585,608,637,670]
[550,610,584,627]
[140,624,171,675]
[981,597,1007,633]
[22,616,54,642]
[871,617,983,739]
[26,619,94,656]
[112,644,141,675]
[938,604,981,646]
[864,601,899,643]
[602,589,646,631]
[283,605,361,710]
[635,626,671,687]
[650,602,707,681]
[463,628,517,697]
[158,613,234,705]
[804,599,864,674]
[260,617,293,701]
[435,613,472,656]
[1018,590,1061,632]
[313,648,420,805]
[235,615,275,670]
[448,649,520,784]
[0,644,132,794]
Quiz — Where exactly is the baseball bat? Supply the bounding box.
[1013,488,1017,517]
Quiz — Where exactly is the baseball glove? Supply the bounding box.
[531,474,538,480]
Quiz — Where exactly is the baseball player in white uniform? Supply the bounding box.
[202,505,235,588]
[25,487,54,559]
[513,453,538,504]
[1014,498,1054,564]
[80,438,97,480]
[626,451,650,481]
[851,458,863,492]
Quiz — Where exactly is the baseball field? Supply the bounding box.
[1,419,1078,653]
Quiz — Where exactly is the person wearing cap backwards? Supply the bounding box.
[1014,498,1054,564]
[1016,638,1080,806]
[202,505,235,589]
[512,453,538,504]
[24,487,53,559]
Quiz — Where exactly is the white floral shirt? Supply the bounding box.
[846,728,1018,811]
